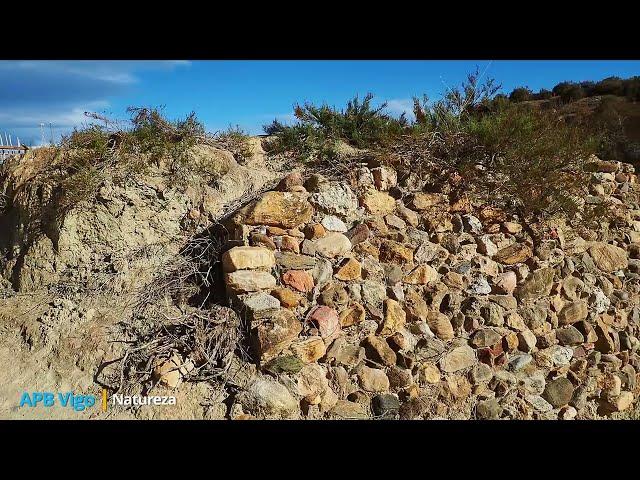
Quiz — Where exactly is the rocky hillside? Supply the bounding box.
[1,134,639,420]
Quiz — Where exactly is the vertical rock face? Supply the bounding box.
[5,146,640,421]
[215,158,640,420]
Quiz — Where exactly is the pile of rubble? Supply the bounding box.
[196,155,640,420]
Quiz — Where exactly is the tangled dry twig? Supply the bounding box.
[115,304,242,394]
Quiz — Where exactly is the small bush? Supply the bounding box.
[214,125,252,163]
[382,74,600,232]
[413,68,501,132]
[264,93,409,159]
[463,103,599,220]
[45,107,212,218]
[623,76,640,101]
[509,87,533,103]
[592,76,625,97]
[533,89,553,100]
[553,82,585,103]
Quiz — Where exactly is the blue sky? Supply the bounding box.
[1,60,639,146]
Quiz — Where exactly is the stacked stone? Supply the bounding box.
[218,158,640,420]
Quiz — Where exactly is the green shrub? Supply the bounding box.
[623,76,640,101]
[45,108,212,218]
[413,68,501,132]
[553,82,585,103]
[592,76,625,97]
[383,88,600,230]
[463,103,598,219]
[533,89,553,100]
[214,125,252,162]
[263,93,408,159]
[509,87,533,103]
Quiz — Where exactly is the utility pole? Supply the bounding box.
[40,123,45,146]
[49,123,54,145]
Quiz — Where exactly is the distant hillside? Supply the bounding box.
[506,76,640,164]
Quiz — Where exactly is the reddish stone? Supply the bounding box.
[282,270,314,293]
[308,306,341,341]
[277,172,304,191]
[345,223,370,246]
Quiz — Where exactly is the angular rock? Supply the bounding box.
[318,283,350,310]
[466,276,492,295]
[291,337,326,363]
[361,280,387,308]
[609,391,634,412]
[153,355,183,388]
[254,309,302,361]
[372,166,398,191]
[334,257,362,281]
[345,223,370,246]
[518,330,538,352]
[556,325,585,346]
[240,292,281,319]
[251,232,277,250]
[275,252,317,270]
[263,355,305,376]
[516,268,555,302]
[471,329,501,348]
[385,214,407,230]
[507,354,532,371]
[562,276,585,301]
[222,246,276,273]
[411,192,444,211]
[330,400,369,419]
[241,191,313,228]
[494,243,533,265]
[358,366,390,392]
[321,215,348,232]
[440,345,476,373]
[364,335,397,366]
[315,232,352,258]
[403,264,438,285]
[493,271,517,295]
[379,240,414,265]
[476,398,502,419]
[282,270,314,293]
[588,242,628,272]
[308,305,341,341]
[371,394,400,419]
[543,377,575,408]
[427,311,455,341]
[558,301,588,325]
[304,223,326,240]
[271,287,303,308]
[298,364,329,403]
[361,190,396,215]
[380,299,407,337]
[241,377,299,417]
[339,303,366,327]
[470,363,494,384]
[310,183,359,217]
[225,270,277,294]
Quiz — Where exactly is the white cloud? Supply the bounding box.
[384,98,415,119]
[0,61,190,145]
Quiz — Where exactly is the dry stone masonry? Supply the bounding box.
[215,156,640,420]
